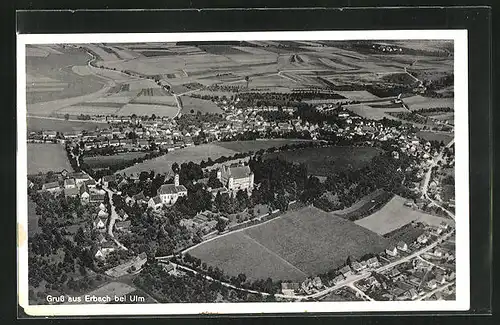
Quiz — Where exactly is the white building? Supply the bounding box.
[217,165,254,194]
[157,174,188,205]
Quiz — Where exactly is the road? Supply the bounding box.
[421,138,455,220]
[416,281,455,301]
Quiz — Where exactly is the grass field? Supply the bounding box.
[27,116,106,132]
[27,143,72,175]
[403,95,454,111]
[263,146,382,176]
[70,282,137,304]
[118,144,237,177]
[181,96,223,114]
[84,152,148,168]
[354,195,452,235]
[190,206,390,281]
[416,131,454,144]
[215,139,314,153]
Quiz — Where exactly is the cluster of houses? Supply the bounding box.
[39,170,107,203]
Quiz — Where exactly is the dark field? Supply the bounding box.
[215,139,314,153]
[415,131,454,144]
[190,206,390,281]
[84,152,148,168]
[263,146,382,176]
[334,190,394,221]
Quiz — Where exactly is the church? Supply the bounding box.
[157,174,188,205]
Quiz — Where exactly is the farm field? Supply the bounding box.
[334,90,380,101]
[354,195,453,235]
[263,146,382,176]
[215,139,314,153]
[118,144,238,177]
[403,95,454,111]
[70,282,137,304]
[27,116,106,133]
[344,104,391,120]
[116,103,179,118]
[84,152,148,168]
[191,206,390,280]
[27,143,73,175]
[26,45,105,105]
[416,131,454,144]
[181,96,223,114]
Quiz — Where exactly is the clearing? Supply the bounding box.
[27,143,72,175]
[354,195,453,235]
[263,146,382,176]
[190,206,390,281]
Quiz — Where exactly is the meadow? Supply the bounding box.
[27,116,106,133]
[84,152,148,168]
[416,131,454,144]
[181,96,223,114]
[263,146,382,176]
[190,206,390,281]
[118,144,238,177]
[215,139,314,153]
[27,143,73,175]
[333,190,394,221]
[354,195,452,235]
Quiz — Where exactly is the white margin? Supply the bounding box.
[17,30,469,316]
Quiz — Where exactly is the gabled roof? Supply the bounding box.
[222,165,252,179]
[158,184,187,195]
[43,181,60,189]
[64,178,76,186]
[79,184,89,195]
[150,196,162,205]
[71,172,90,180]
[133,192,146,200]
[102,175,116,182]
[64,187,79,197]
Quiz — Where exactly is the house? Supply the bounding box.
[389,268,401,278]
[98,209,109,218]
[115,220,131,231]
[80,185,90,203]
[340,265,353,277]
[125,195,135,206]
[397,241,408,252]
[407,288,418,300]
[436,274,447,285]
[90,193,106,203]
[366,257,380,268]
[102,175,117,187]
[331,274,345,285]
[99,202,106,211]
[93,216,107,230]
[96,233,107,244]
[64,187,79,198]
[148,196,163,210]
[312,276,323,289]
[162,262,175,274]
[133,192,147,204]
[84,179,97,188]
[94,241,115,259]
[426,279,438,290]
[71,172,91,185]
[42,130,57,139]
[42,181,61,193]
[64,178,76,189]
[217,165,254,194]
[281,282,300,296]
[157,174,188,205]
[417,234,429,244]
[351,261,366,273]
[386,246,398,257]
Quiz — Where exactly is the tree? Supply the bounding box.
[172,162,180,174]
[64,113,70,121]
[215,217,227,232]
[245,76,250,89]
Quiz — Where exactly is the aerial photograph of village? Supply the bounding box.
[25,39,456,305]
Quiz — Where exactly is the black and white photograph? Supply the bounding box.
[17,30,470,316]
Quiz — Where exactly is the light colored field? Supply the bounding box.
[403,96,454,110]
[27,116,106,132]
[191,206,390,280]
[71,65,93,76]
[81,44,119,61]
[345,104,389,120]
[116,103,179,117]
[85,152,148,167]
[335,91,380,101]
[355,195,451,235]
[88,96,135,104]
[57,105,121,115]
[181,96,223,114]
[232,46,277,55]
[126,79,161,90]
[26,46,50,57]
[107,46,139,60]
[27,82,68,88]
[318,57,354,70]
[119,143,237,177]
[27,143,73,175]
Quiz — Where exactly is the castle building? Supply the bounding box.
[157,174,188,205]
[217,165,254,194]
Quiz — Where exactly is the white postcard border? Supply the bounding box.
[17,29,469,316]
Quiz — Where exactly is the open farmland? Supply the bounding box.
[354,195,453,235]
[190,206,390,280]
[27,116,106,133]
[215,139,314,153]
[403,95,454,111]
[118,144,238,177]
[333,190,394,221]
[264,146,382,176]
[27,143,72,175]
